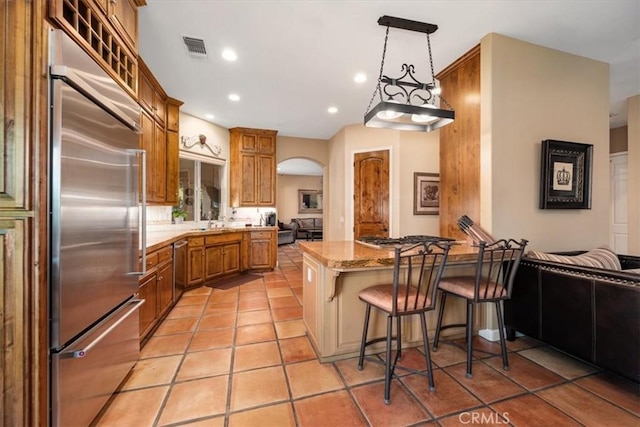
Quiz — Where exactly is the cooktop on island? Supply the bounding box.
[355,235,454,249]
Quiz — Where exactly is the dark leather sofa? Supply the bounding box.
[505,252,640,383]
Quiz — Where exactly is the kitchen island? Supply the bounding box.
[298,240,488,362]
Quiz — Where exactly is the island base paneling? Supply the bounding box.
[302,253,484,362]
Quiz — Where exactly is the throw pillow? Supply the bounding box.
[583,247,621,270]
[526,246,621,270]
[527,251,604,268]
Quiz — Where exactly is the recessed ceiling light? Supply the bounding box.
[327,106,338,114]
[205,114,214,119]
[222,48,237,61]
[354,73,367,83]
[228,93,240,101]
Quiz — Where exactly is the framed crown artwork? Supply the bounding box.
[539,139,593,209]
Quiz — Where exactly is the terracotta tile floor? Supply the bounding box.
[95,243,640,426]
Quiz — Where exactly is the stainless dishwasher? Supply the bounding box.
[173,240,188,295]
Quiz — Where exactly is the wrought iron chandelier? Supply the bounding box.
[364,16,454,132]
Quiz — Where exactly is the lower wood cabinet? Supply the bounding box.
[138,244,174,340]
[205,233,242,280]
[187,237,205,287]
[138,272,158,338]
[205,242,241,279]
[248,230,277,270]
[181,229,276,289]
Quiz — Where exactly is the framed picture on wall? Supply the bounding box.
[539,139,593,209]
[413,172,440,215]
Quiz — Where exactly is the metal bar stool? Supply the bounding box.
[433,238,528,378]
[357,240,453,404]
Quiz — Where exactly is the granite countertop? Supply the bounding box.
[143,226,278,254]
[298,240,480,269]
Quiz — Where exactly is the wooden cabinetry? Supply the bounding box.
[105,0,140,53]
[49,0,143,97]
[205,233,242,279]
[187,237,206,287]
[165,98,183,205]
[137,59,182,205]
[437,45,481,240]
[138,244,175,340]
[138,272,158,337]
[247,230,277,270]
[183,230,275,288]
[229,127,278,207]
[138,58,166,126]
[1,2,47,423]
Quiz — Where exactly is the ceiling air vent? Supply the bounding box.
[183,36,207,57]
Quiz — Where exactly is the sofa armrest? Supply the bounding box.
[620,254,640,270]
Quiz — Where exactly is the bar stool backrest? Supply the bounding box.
[472,238,528,302]
[391,241,453,316]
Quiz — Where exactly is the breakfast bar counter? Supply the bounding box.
[298,240,486,361]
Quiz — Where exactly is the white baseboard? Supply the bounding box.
[478,328,501,342]
[479,328,525,342]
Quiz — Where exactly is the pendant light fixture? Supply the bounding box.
[364,16,454,132]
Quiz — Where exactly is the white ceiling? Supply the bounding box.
[139,1,639,140]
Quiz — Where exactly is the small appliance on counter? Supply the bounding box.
[265,212,277,226]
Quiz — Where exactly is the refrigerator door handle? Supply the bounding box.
[71,299,145,358]
[128,149,147,276]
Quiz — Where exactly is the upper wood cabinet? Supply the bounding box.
[165,130,180,205]
[165,97,183,206]
[229,127,278,207]
[166,97,182,132]
[106,0,140,53]
[138,58,167,126]
[137,58,181,205]
[49,0,143,97]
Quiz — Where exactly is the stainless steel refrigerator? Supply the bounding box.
[48,29,145,426]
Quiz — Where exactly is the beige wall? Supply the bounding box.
[610,126,628,153]
[327,124,440,240]
[276,175,323,224]
[179,112,230,160]
[481,33,610,252]
[628,95,640,254]
[276,135,329,227]
[277,135,328,166]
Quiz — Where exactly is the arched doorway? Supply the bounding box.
[276,158,324,239]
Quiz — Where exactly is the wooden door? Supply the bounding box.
[354,150,390,239]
